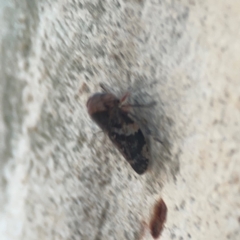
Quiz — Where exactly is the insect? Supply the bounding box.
[138,198,168,240]
[86,85,151,174]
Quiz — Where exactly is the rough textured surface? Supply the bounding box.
[0,0,240,240]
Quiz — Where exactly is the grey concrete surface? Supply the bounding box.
[0,0,240,239]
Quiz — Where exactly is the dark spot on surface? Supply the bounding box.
[171,232,176,239]
[27,94,33,102]
[180,200,186,209]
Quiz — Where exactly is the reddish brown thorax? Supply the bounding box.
[149,199,168,239]
[86,93,119,115]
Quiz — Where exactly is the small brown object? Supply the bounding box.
[149,199,168,239]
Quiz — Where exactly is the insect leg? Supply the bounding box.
[119,92,130,105]
[120,101,156,112]
[126,101,156,108]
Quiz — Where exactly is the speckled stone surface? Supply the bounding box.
[0,0,240,240]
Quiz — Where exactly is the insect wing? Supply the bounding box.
[108,111,149,174]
